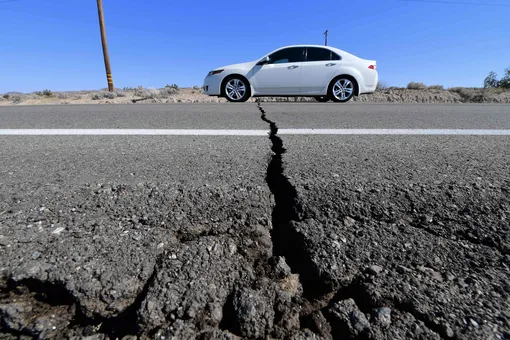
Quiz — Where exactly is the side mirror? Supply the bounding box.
[257,56,270,65]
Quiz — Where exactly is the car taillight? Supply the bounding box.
[368,65,376,70]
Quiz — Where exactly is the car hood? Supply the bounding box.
[217,61,258,71]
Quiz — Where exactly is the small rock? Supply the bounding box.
[397,265,412,274]
[469,319,479,328]
[430,271,443,282]
[371,307,392,326]
[410,276,420,286]
[31,251,41,260]
[82,335,106,340]
[328,298,370,337]
[275,256,291,278]
[306,311,332,339]
[121,336,138,340]
[418,266,443,282]
[0,235,8,246]
[444,323,455,338]
[368,265,383,275]
[51,227,65,235]
[232,287,274,338]
[420,214,433,225]
[343,216,356,227]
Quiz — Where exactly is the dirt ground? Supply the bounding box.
[1,87,509,105]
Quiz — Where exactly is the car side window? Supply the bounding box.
[305,47,342,61]
[306,47,331,62]
[268,47,304,64]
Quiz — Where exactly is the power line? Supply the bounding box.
[400,0,510,7]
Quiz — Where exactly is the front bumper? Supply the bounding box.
[202,74,222,96]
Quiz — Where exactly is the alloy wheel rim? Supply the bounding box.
[333,79,354,101]
[226,79,246,101]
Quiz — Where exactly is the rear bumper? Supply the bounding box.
[202,75,222,96]
[359,71,378,94]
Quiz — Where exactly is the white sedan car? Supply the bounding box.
[202,44,378,103]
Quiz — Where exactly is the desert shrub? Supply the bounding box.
[160,86,179,97]
[134,85,149,97]
[165,84,179,90]
[448,87,492,102]
[57,92,69,99]
[407,82,427,90]
[34,91,44,96]
[123,86,136,91]
[376,81,389,91]
[193,85,200,90]
[147,87,159,98]
[3,94,9,99]
[92,90,116,100]
[42,89,53,97]
[12,95,21,103]
[428,85,444,90]
[115,90,126,97]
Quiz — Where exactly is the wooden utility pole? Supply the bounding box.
[324,30,328,46]
[96,0,114,91]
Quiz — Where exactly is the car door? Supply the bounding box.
[300,47,341,94]
[250,47,305,95]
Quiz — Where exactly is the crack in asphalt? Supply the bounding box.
[257,101,325,294]
[256,101,453,339]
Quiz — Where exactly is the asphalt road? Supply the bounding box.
[0,103,509,340]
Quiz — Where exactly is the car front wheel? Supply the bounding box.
[222,76,250,102]
[328,77,356,103]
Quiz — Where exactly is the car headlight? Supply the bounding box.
[208,69,223,76]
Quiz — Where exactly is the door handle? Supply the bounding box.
[326,63,336,66]
[288,65,299,69]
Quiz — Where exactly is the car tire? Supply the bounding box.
[314,96,329,102]
[221,76,251,102]
[328,76,357,103]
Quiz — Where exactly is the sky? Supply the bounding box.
[1,0,509,93]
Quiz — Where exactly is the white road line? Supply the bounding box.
[0,129,509,136]
[278,129,510,135]
[0,129,269,136]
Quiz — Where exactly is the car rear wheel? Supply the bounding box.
[222,76,250,102]
[314,96,329,102]
[328,76,356,103]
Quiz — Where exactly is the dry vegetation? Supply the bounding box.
[1,82,510,105]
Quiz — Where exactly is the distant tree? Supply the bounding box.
[484,68,510,89]
[499,67,510,89]
[484,71,498,88]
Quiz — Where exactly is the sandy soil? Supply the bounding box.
[1,87,510,106]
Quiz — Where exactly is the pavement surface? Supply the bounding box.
[0,103,509,340]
